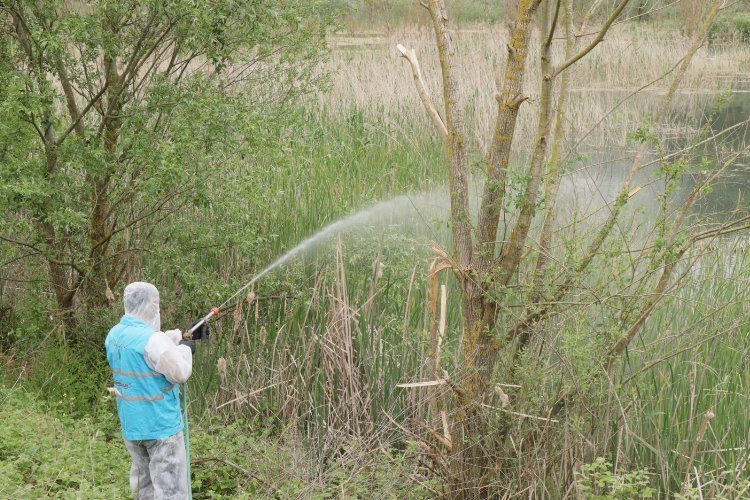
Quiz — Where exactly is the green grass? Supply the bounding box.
[0,385,437,498]
[0,387,130,498]
[616,246,750,496]
[3,22,750,493]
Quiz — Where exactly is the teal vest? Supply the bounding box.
[105,315,183,441]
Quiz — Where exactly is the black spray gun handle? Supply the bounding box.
[183,307,219,340]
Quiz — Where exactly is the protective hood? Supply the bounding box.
[123,282,161,332]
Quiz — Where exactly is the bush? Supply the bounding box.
[709,13,750,44]
[733,13,750,42]
[708,15,731,43]
[577,458,655,499]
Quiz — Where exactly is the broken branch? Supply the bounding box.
[396,43,448,141]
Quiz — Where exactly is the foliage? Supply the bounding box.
[709,15,732,42]
[709,12,750,43]
[733,13,750,42]
[148,108,445,330]
[2,2,750,499]
[577,458,654,499]
[0,385,437,498]
[0,0,337,336]
[0,387,130,498]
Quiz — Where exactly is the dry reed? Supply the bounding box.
[320,23,748,150]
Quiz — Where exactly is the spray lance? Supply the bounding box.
[180,292,251,498]
[182,270,265,341]
[179,305,218,500]
[178,246,303,497]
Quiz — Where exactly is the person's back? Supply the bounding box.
[106,314,183,441]
[105,282,194,500]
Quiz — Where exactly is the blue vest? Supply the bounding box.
[105,315,183,441]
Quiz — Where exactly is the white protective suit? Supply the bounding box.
[123,282,192,384]
[117,281,193,499]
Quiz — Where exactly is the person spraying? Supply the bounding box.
[105,282,208,499]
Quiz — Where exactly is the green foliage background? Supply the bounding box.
[2,0,750,498]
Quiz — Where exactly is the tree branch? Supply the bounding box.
[551,0,630,78]
[493,0,558,284]
[507,0,724,349]
[426,0,473,270]
[528,0,574,318]
[19,111,46,142]
[396,44,448,141]
[543,0,562,49]
[88,186,189,257]
[55,57,84,138]
[475,0,542,270]
[55,84,109,146]
[8,6,34,63]
[0,235,85,276]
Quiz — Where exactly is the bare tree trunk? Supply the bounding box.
[396,0,728,494]
[447,2,547,495]
[427,0,473,270]
[520,0,573,352]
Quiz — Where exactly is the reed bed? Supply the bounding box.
[139,23,750,496]
[321,24,749,150]
[181,226,750,496]
[153,100,750,496]
[134,103,750,495]
[611,240,750,496]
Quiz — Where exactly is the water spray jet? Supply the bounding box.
[184,192,449,335]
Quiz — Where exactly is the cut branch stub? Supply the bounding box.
[396,44,449,141]
[494,93,530,110]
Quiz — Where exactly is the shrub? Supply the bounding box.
[708,15,731,43]
[733,13,750,42]
[577,458,655,499]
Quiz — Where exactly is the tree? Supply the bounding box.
[396,0,737,496]
[0,0,334,337]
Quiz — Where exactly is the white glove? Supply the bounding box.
[163,329,183,345]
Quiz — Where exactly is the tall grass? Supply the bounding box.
[618,241,750,496]
[323,24,749,150]
[151,27,750,489]
[180,212,750,495]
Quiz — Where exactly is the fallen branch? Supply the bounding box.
[397,379,447,388]
[481,403,560,423]
[215,382,281,410]
[192,456,268,487]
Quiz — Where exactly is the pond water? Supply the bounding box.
[564,85,750,222]
[357,87,750,240]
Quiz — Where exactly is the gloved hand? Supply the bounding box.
[179,339,196,355]
[164,329,183,344]
[188,319,210,341]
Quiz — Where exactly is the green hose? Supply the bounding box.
[182,384,193,500]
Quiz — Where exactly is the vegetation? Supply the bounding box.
[390,0,748,496]
[0,0,334,336]
[2,0,750,498]
[0,387,437,498]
